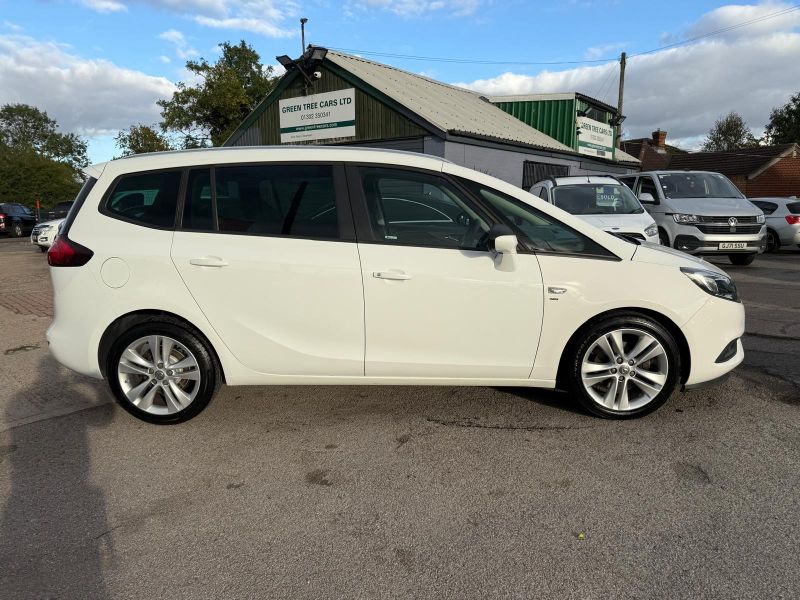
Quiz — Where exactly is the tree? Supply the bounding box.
[158,41,279,147]
[0,103,88,171]
[701,112,759,152]
[0,146,82,208]
[115,124,174,156]
[765,92,800,145]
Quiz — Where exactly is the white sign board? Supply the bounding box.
[279,89,356,143]
[577,115,615,159]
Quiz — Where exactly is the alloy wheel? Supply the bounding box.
[580,328,669,412]
[116,335,201,415]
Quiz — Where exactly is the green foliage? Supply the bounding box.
[701,112,760,152]
[0,103,88,171]
[0,104,86,208]
[115,124,174,156]
[158,41,279,147]
[0,146,81,208]
[765,92,800,145]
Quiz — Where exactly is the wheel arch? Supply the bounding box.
[766,227,781,250]
[98,309,226,382]
[555,307,691,389]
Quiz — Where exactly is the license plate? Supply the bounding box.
[719,242,746,250]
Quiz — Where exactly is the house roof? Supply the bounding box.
[666,143,799,179]
[486,92,618,115]
[325,51,574,153]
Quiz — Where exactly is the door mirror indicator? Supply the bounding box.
[638,192,656,203]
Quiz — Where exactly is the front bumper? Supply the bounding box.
[672,229,766,255]
[682,296,745,387]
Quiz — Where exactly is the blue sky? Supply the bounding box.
[2,0,799,162]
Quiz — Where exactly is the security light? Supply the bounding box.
[309,47,328,62]
[276,55,295,70]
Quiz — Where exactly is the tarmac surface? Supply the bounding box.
[1,236,798,599]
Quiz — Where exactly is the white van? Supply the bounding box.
[618,171,766,265]
[529,176,659,244]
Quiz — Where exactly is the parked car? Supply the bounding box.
[47,147,745,424]
[748,197,800,252]
[529,176,659,243]
[618,171,766,265]
[0,202,37,237]
[30,218,65,252]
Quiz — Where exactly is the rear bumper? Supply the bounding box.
[777,225,800,245]
[682,296,745,387]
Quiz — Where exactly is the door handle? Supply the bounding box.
[189,256,228,268]
[373,270,411,281]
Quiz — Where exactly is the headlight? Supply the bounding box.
[680,267,739,302]
[673,213,701,224]
[644,223,658,237]
[756,213,765,224]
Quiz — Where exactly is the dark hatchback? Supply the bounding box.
[0,203,37,237]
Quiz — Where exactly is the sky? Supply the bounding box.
[1,0,799,163]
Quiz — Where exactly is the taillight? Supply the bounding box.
[786,215,800,225]
[0,213,5,228]
[47,236,93,267]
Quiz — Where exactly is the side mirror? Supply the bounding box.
[487,224,517,272]
[638,192,656,203]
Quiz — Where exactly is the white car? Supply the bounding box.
[618,171,766,265]
[46,147,744,423]
[30,218,65,252]
[749,197,800,252]
[530,176,659,244]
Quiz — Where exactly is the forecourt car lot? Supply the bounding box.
[0,237,798,599]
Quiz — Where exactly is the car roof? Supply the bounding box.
[636,170,724,176]
[85,146,453,179]
[550,175,622,186]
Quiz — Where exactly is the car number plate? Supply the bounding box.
[719,242,746,250]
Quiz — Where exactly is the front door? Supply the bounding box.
[171,163,364,376]
[350,166,544,379]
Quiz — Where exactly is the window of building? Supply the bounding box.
[359,167,491,250]
[522,161,569,190]
[105,170,182,228]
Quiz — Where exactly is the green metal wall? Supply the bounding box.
[229,67,426,146]
[492,99,577,149]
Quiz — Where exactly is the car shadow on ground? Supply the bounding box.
[0,356,114,599]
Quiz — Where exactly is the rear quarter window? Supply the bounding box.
[787,201,800,214]
[104,170,182,229]
[751,200,778,215]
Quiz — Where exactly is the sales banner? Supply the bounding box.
[577,115,615,159]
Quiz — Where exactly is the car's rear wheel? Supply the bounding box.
[765,230,779,253]
[566,314,680,418]
[107,322,220,424]
[729,253,756,266]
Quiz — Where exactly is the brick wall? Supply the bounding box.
[742,155,800,197]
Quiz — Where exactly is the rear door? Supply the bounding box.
[348,165,544,379]
[171,162,365,376]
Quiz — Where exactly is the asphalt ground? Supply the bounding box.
[0,236,798,599]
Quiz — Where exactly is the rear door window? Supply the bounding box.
[105,170,182,228]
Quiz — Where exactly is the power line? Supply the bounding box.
[327,4,800,67]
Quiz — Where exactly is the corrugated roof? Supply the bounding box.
[667,143,798,177]
[326,51,573,153]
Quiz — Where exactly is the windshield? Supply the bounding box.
[551,184,643,215]
[657,173,743,199]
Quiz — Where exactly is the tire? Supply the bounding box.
[107,320,220,424]
[39,245,47,253]
[565,313,681,419]
[765,230,779,253]
[11,223,23,237]
[729,253,756,266]
[658,229,670,247]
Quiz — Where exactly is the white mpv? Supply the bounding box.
[47,147,744,423]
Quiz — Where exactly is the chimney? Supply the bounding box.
[652,129,667,148]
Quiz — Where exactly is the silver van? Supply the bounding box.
[618,171,766,265]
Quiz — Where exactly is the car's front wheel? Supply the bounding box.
[566,314,681,418]
[11,223,23,237]
[107,321,220,424]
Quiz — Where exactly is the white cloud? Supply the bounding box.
[79,0,127,12]
[78,0,296,37]
[159,54,171,63]
[158,28,198,59]
[584,41,626,60]
[0,34,175,137]
[347,0,481,17]
[2,21,24,32]
[456,2,800,147]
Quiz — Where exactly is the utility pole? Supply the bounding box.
[616,51,626,149]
